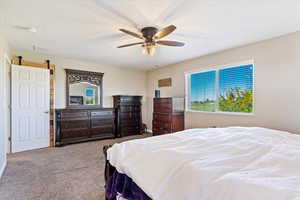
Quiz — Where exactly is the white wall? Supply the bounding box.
[0,34,10,178]
[147,31,300,134]
[11,51,148,122]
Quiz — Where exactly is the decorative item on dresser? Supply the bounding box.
[113,95,143,137]
[152,97,185,136]
[55,108,115,146]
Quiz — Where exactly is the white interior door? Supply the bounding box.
[11,65,50,153]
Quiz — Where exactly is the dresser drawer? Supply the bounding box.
[120,113,141,120]
[90,130,114,138]
[120,126,140,136]
[153,113,171,122]
[90,126,114,136]
[120,105,141,113]
[61,111,89,119]
[152,127,170,135]
[91,110,113,117]
[154,98,171,104]
[120,119,140,126]
[153,121,171,128]
[61,120,89,130]
[61,129,89,139]
[115,97,142,105]
[91,118,114,128]
[154,103,172,113]
[153,122,171,132]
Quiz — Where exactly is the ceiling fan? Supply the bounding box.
[117,25,185,56]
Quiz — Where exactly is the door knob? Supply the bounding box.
[44,111,49,114]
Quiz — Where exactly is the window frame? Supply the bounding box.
[185,60,255,116]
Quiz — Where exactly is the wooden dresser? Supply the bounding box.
[152,97,184,136]
[55,108,115,146]
[113,95,142,137]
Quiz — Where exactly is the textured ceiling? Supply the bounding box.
[1,0,300,70]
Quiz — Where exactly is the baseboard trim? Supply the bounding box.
[0,158,7,179]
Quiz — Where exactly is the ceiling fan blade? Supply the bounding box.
[155,25,176,39]
[117,42,144,48]
[119,29,144,39]
[156,40,185,47]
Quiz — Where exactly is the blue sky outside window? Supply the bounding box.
[190,70,216,112]
[219,65,253,96]
[190,71,216,102]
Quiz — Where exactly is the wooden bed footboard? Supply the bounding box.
[103,145,116,200]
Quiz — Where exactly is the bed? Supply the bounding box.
[103,127,300,200]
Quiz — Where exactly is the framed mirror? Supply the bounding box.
[65,69,103,108]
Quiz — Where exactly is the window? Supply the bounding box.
[187,63,254,114]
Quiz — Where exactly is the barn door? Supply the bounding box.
[11,65,50,153]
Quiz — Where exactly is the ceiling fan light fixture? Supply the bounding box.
[142,43,156,56]
[118,25,184,56]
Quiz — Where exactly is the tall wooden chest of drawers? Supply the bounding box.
[113,95,143,137]
[152,97,184,136]
[55,108,115,146]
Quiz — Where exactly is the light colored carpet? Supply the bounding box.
[0,134,151,200]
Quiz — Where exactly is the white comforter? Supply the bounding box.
[107,127,300,200]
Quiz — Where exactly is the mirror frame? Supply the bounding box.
[65,69,104,108]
